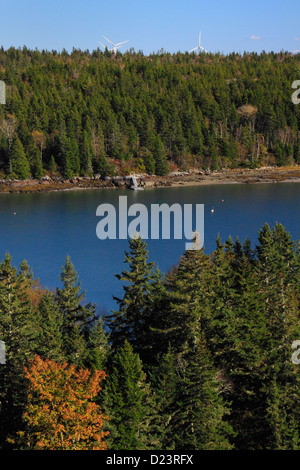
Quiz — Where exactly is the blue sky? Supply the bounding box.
[0,0,300,55]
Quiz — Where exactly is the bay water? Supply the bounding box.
[0,182,299,314]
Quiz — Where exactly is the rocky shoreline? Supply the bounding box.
[0,166,300,194]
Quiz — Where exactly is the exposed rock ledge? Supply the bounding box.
[0,166,300,193]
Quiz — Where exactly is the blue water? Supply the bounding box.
[0,182,299,314]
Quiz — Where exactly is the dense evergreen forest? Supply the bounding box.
[0,47,300,180]
[0,223,299,450]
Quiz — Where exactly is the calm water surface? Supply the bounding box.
[0,182,299,312]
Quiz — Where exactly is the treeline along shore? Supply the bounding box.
[0,47,300,184]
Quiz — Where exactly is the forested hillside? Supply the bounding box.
[0,47,300,179]
[0,223,299,450]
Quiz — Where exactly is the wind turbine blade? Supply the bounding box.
[115,40,129,47]
[199,32,201,47]
[103,36,115,46]
[200,46,208,52]
[189,47,198,52]
[98,42,106,48]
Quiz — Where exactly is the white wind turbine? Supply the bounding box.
[189,32,208,54]
[98,35,129,54]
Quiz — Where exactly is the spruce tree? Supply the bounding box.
[106,237,155,358]
[31,146,44,178]
[103,340,159,450]
[10,137,30,179]
[142,150,156,175]
[80,130,94,176]
[255,223,300,449]
[18,259,35,287]
[68,136,80,176]
[85,316,110,371]
[55,256,96,365]
[171,335,234,450]
[0,254,36,448]
[222,237,270,449]
[141,266,170,365]
[149,346,179,450]
[48,155,58,173]
[57,123,73,178]
[163,246,212,354]
[35,290,64,362]
[207,236,237,368]
[153,135,169,176]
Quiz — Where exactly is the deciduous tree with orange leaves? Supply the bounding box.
[16,355,109,450]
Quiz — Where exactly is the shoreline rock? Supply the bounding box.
[0,166,299,194]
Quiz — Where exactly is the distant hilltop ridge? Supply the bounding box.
[0,48,299,182]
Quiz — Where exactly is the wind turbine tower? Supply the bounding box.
[189,32,208,54]
[98,36,129,54]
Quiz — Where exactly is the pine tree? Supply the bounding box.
[93,152,112,177]
[141,266,170,365]
[222,237,270,449]
[207,236,237,368]
[149,346,179,450]
[255,223,300,449]
[31,146,44,178]
[48,155,58,173]
[10,137,30,179]
[106,237,155,357]
[68,135,80,176]
[0,254,36,448]
[91,122,113,177]
[80,130,94,176]
[103,341,159,450]
[85,316,110,371]
[55,256,96,365]
[18,259,35,287]
[142,150,156,175]
[208,226,300,449]
[35,290,64,362]
[57,123,73,178]
[171,335,234,450]
[163,246,212,354]
[153,135,169,176]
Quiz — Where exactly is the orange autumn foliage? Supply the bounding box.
[19,355,109,450]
